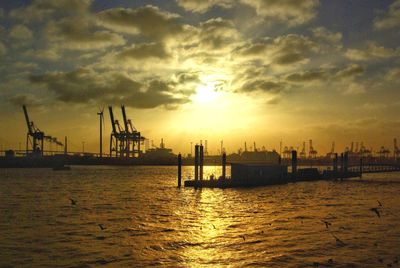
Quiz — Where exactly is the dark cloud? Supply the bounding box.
[176,71,200,84]
[335,64,364,79]
[374,0,400,30]
[234,34,317,65]
[97,5,185,41]
[117,42,170,60]
[29,68,190,109]
[285,70,326,82]
[7,94,41,107]
[10,0,92,21]
[45,17,125,50]
[196,18,239,50]
[240,0,319,26]
[241,79,285,93]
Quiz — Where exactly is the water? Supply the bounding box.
[1,166,400,267]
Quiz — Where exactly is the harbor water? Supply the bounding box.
[1,166,400,267]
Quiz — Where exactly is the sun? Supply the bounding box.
[191,74,225,105]
[193,82,219,103]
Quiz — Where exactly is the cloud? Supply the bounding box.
[345,42,399,61]
[0,8,4,18]
[97,5,185,41]
[29,68,191,109]
[7,94,42,107]
[10,0,92,21]
[311,26,342,50]
[10,25,33,40]
[0,42,6,57]
[195,18,240,50]
[385,67,400,82]
[45,17,125,50]
[285,69,327,83]
[335,64,364,79]
[342,83,365,95]
[240,0,319,26]
[235,34,318,66]
[374,0,400,30]
[240,78,285,93]
[175,0,234,13]
[117,42,170,60]
[24,48,61,61]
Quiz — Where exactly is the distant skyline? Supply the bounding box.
[0,0,399,155]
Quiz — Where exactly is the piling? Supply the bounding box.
[194,145,199,181]
[222,153,226,179]
[291,150,297,180]
[340,153,344,173]
[178,154,182,188]
[333,153,338,173]
[199,145,204,181]
[359,158,363,178]
[344,152,349,173]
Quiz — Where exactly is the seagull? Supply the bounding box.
[321,220,332,229]
[69,198,77,206]
[239,235,245,241]
[377,200,383,207]
[370,207,381,218]
[98,224,106,230]
[331,233,346,246]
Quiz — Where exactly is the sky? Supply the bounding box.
[0,0,399,155]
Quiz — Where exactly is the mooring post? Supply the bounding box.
[194,145,199,181]
[333,153,338,173]
[178,153,182,188]
[222,152,226,180]
[359,158,363,178]
[344,152,349,173]
[291,150,297,180]
[199,145,204,181]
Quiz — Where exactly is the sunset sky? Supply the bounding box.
[0,0,399,155]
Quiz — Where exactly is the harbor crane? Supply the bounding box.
[108,105,145,158]
[23,105,63,156]
[309,139,317,158]
[299,141,306,158]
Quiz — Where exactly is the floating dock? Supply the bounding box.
[181,147,361,189]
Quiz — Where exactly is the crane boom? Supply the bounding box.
[22,105,33,135]
[108,106,117,134]
[121,105,129,133]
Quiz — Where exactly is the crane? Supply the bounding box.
[22,105,62,156]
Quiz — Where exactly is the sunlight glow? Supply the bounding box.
[192,79,221,104]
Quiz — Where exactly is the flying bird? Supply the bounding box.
[69,198,77,206]
[211,224,216,229]
[330,233,346,246]
[98,224,106,230]
[370,207,381,218]
[321,220,332,229]
[377,200,383,207]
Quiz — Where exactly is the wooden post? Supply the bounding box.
[291,150,297,180]
[194,145,199,181]
[222,152,226,179]
[333,153,338,173]
[199,145,204,181]
[178,154,182,188]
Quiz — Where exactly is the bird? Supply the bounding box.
[69,198,77,206]
[377,200,383,207]
[98,224,106,230]
[370,207,381,218]
[211,224,216,229]
[239,235,245,241]
[321,220,332,229]
[331,233,346,246]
